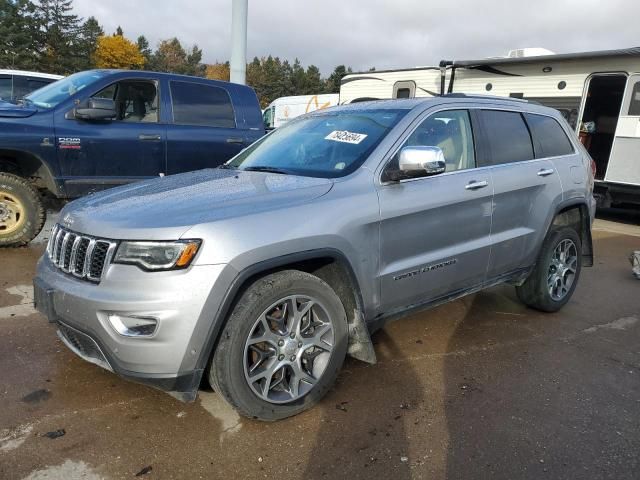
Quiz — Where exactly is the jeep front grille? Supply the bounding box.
[46,224,117,283]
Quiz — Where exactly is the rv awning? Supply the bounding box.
[442,47,640,68]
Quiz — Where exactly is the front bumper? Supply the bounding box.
[34,255,228,401]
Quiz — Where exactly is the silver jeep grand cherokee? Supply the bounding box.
[34,96,596,420]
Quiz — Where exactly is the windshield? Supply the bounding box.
[24,70,110,109]
[227,109,408,178]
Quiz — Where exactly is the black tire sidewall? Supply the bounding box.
[529,227,582,312]
[211,271,348,420]
[0,174,44,247]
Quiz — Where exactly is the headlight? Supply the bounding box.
[113,240,201,271]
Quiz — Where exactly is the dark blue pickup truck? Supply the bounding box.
[0,69,264,246]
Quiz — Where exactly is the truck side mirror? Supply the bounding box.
[74,98,117,121]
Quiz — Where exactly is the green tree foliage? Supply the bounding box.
[0,0,357,105]
[0,0,40,70]
[32,0,83,74]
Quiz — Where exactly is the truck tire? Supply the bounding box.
[516,227,582,312]
[0,173,46,247]
[209,270,348,421]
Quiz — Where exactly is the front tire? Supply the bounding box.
[0,173,45,247]
[209,270,348,421]
[516,227,582,312]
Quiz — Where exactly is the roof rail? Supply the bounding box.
[442,93,532,104]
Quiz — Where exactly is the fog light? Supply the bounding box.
[107,314,158,337]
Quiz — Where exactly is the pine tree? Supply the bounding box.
[136,35,152,67]
[78,15,102,69]
[114,25,122,36]
[32,0,82,74]
[0,0,40,70]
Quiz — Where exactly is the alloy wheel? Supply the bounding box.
[547,238,578,301]
[243,295,335,404]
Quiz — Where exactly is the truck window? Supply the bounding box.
[263,107,273,129]
[93,80,158,123]
[524,113,574,158]
[0,76,11,101]
[170,81,235,128]
[477,110,534,166]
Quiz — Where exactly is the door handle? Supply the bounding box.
[465,180,489,190]
[226,137,245,144]
[138,134,162,141]
[537,168,555,177]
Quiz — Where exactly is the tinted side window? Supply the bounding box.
[170,81,235,128]
[478,110,534,166]
[524,113,574,158]
[0,77,11,100]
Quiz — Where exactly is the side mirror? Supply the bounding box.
[393,146,446,180]
[74,98,116,121]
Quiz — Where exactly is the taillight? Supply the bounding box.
[590,158,596,177]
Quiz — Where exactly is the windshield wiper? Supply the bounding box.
[243,166,291,175]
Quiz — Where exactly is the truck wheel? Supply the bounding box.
[0,173,46,247]
[516,227,582,312]
[209,270,348,421]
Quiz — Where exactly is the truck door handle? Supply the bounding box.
[226,137,245,144]
[465,180,488,190]
[537,168,555,177]
[138,134,162,141]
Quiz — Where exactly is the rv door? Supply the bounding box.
[606,74,640,185]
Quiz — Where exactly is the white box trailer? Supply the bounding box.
[339,47,640,207]
[262,93,339,129]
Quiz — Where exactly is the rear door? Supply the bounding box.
[377,108,493,312]
[476,109,564,278]
[166,80,247,174]
[606,74,640,185]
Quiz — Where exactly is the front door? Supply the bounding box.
[377,109,493,313]
[606,74,640,185]
[55,79,166,197]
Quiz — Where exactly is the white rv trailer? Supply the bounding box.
[340,47,640,207]
[262,93,339,129]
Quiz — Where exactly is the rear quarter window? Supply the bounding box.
[477,110,534,166]
[170,81,235,128]
[524,113,574,158]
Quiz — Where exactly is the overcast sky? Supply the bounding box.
[73,0,640,75]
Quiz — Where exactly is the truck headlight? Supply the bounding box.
[113,240,201,271]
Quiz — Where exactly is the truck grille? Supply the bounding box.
[46,224,117,283]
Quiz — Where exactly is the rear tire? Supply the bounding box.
[209,270,348,421]
[0,173,45,247]
[516,227,582,312]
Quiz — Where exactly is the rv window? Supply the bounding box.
[393,81,416,99]
[629,81,640,116]
[477,110,534,166]
[524,113,574,158]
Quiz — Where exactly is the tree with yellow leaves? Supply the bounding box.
[94,35,145,70]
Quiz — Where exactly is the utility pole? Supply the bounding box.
[230,0,248,85]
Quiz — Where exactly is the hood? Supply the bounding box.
[59,168,334,240]
[0,100,38,118]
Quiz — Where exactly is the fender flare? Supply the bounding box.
[547,198,594,267]
[192,248,366,374]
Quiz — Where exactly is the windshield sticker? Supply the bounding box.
[325,130,368,144]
